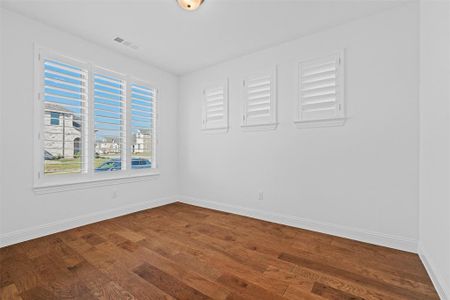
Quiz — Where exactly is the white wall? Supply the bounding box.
[178,4,420,252]
[419,1,450,299]
[0,9,179,246]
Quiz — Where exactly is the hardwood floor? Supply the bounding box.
[0,202,439,300]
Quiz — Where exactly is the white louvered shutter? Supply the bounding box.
[242,68,277,128]
[41,55,88,175]
[296,51,345,126]
[130,82,156,169]
[202,80,228,131]
[93,70,126,171]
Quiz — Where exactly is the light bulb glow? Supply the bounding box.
[177,0,204,11]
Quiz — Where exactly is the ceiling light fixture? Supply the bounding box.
[177,0,204,11]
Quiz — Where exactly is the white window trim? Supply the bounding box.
[201,79,229,133]
[241,66,278,131]
[294,50,346,129]
[33,46,160,193]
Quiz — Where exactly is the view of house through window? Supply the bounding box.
[94,73,125,172]
[40,51,156,178]
[131,83,154,169]
[43,59,86,175]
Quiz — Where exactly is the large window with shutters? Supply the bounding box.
[295,51,345,128]
[35,48,158,189]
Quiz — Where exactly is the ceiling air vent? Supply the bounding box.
[113,36,139,50]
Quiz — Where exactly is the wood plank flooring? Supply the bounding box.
[0,202,440,300]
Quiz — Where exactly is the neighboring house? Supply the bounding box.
[133,129,152,154]
[44,103,81,159]
[95,136,120,154]
[94,129,151,156]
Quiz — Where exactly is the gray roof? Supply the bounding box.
[103,137,118,143]
[137,129,152,135]
[44,103,75,114]
[45,103,82,125]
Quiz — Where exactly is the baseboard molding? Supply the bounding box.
[177,195,418,253]
[0,196,177,248]
[1,194,419,253]
[419,246,450,300]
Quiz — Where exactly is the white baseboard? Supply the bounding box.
[418,246,450,300]
[2,195,418,253]
[0,196,177,248]
[177,195,418,253]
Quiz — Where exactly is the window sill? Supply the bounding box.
[33,170,160,194]
[294,118,346,129]
[201,126,229,134]
[241,122,278,132]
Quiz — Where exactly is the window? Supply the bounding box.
[42,56,87,175]
[35,48,158,188]
[201,79,228,132]
[130,82,156,169]
[93,70,126,172]
[295,51,345,128]
[50,112,60,125]
[241,67,277,130]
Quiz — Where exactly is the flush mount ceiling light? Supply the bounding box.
[177,0,204,11]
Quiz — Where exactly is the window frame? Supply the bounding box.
[241,66,278,131]
[92,66,128,175]
[33,46,159,193]
[50,112,61,126]
[201,79,229,133]
[294,50,346,129]
[129,77,159,171]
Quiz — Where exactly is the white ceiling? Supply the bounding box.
[2,0,407,75]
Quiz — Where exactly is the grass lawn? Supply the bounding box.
[45,152,153,175]
[44,157,110,174]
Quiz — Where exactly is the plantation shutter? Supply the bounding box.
[41,55,88,175]
[202,80,228,131]
[242,68,277,128]
[296,51,345,127]
[130,81,156,169]
[93,70,126,171]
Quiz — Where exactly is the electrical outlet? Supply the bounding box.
[258,192,264,201]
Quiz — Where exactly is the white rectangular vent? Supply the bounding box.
[202,80,228,132]
[296,51,345,127]
[113,36,139,50]
[242,67,277,130]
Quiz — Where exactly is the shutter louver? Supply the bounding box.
[242,67,277,130]
[93,71,126,171]
[130,82,155,169]
[246,76,271,119]
[202,80,228,132]
[205,87,225,122]
[296,51,345,127]
[43,59,88,175]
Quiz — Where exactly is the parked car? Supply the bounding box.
[95,158,151,171]
[132,158,152,169]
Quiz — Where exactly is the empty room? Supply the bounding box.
[0,0,449,299]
